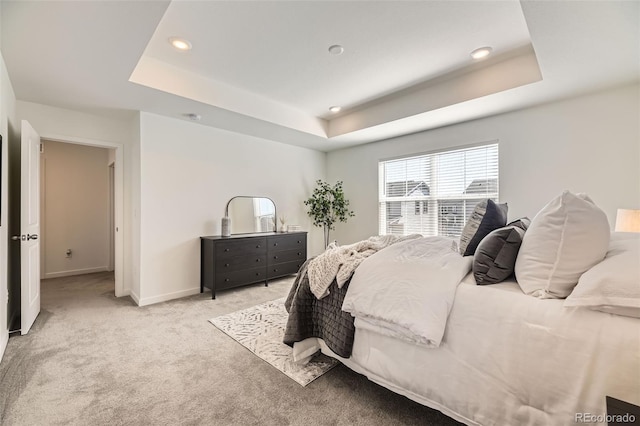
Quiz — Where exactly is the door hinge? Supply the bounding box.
[39,143,44,153]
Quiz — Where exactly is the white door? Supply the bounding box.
[20,120,41,335]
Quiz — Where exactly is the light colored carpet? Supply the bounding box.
[209,298,338,386]
[0,271,462,425]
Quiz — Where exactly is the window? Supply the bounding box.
[414,201,428,215]
[378,143,499,237]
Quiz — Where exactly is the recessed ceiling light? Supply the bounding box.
[183,113,201,121]
[328,44,344,55]
[329,106,341,113]
[470,46,493,60]
[169,37,192,51]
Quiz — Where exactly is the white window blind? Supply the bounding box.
[378,143,499,237]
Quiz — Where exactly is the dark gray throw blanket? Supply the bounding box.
[283,259,355,358]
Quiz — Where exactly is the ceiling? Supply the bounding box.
[1,1,638,152]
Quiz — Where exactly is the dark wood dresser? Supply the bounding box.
[200,232,307,299]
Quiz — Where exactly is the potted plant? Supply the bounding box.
[304,180,355,247]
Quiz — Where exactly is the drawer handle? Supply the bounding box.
[297,252,301,256]
[274,256,278,260]
[274,243,278,246]
[224,248,230,252]
[225,263,230,267]
[273,269,278,272]
[297,240,301,243]
[256,272,260,276]
[256,245,261,248]
[225,278,230,282]
[256,258,261,262]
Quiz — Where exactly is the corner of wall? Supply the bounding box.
[129,288,140,306]
[128,111,142,300]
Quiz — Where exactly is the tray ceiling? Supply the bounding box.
[2,1,638,151]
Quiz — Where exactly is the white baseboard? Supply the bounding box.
[136,287,200,307]
[44,266,109,279]
[129,289,140,306]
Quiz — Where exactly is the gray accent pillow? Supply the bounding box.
[459,199,508,256]
[473,218,531,285]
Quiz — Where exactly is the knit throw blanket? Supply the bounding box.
[308,234,422,299]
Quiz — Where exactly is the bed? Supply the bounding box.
[284,193,640,426]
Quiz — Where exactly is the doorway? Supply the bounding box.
[37,136,124,297]
[6,130,125,336]
[40,140,115,284]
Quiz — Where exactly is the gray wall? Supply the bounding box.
[136,112,326,305]
[41,140,110,278]
[327,83,640,244]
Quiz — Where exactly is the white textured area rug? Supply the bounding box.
[209,298,339,386]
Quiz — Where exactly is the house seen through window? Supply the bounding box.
[378,143,499,237]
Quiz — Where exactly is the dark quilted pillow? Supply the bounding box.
[473,218,530,285]
[459,199,508,256]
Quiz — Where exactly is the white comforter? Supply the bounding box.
[325,276,640,425]
[308,234,421,299]
[341,236,472,347]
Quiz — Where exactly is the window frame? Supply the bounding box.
[378,141,499,238]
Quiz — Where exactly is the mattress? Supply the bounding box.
[318,275,640,426]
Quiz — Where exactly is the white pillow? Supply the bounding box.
[564,235,640,318]
[610,231,640,242]
[514,191,610,298]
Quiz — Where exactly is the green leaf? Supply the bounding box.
[304,180,355,230]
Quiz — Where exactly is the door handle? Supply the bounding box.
[11,235,38,241]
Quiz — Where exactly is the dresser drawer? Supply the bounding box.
[270,248,305,265]
[216,238,266,259]
[268,234,306,252]
[201,232,307,299]
[216,267,266,290]
[267,260,303,279]
[216,254,266,271]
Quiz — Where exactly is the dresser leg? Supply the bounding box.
[212,290,216,300]
[265,280,268,287]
